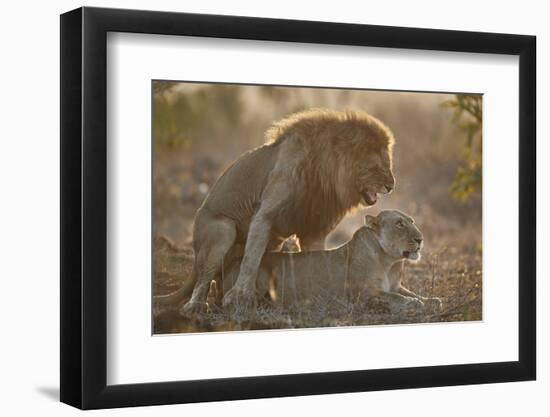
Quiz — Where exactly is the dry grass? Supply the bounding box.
[153,233,482,334]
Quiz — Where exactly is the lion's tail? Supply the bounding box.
[153,271,197,307]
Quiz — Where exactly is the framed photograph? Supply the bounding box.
[60,6,536,409]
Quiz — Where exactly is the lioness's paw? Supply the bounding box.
[405,298,425,311]
[180,301,207,317]
[390,297,424,314]
[424,297,443,313]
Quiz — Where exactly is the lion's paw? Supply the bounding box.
[179,300,208,317]
[223,287,257,321]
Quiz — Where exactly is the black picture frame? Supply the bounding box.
[60,6,536,410]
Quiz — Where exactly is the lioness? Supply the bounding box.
[171,109,396,317]
[223,210,442,314]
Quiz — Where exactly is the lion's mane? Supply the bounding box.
[264,109,395,238]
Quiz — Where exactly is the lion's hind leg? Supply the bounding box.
[180,219,237,317]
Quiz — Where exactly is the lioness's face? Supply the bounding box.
[368,210,424,261]
[356,149,395,206]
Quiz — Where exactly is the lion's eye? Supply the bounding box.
[396,220,404,228]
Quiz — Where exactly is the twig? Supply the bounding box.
[429,247,447,299]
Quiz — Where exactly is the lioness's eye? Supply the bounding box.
[396,220,404,227]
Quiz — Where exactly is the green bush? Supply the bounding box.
[442,94,482,200]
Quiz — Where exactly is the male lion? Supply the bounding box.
[166,109,396,317]
[223,210,443,314]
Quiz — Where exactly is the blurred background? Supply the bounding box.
[152,81,482,252]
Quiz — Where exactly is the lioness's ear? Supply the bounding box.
[364,215,378,229]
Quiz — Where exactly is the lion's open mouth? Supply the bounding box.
[361,190,379,206]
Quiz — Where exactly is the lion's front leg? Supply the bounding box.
[222,164,292,319]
